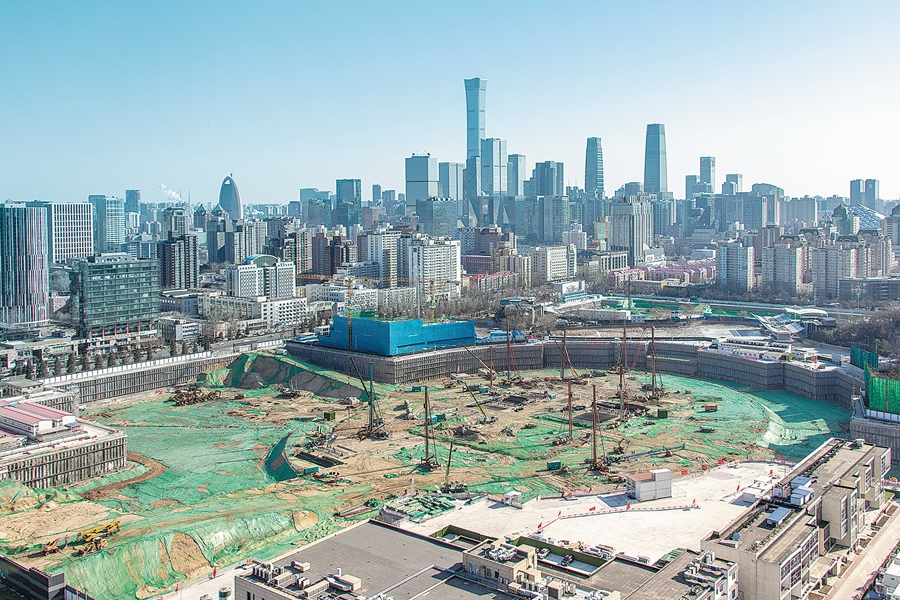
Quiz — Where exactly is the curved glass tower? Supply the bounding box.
[643,124,668,195]
[219,175,243,221]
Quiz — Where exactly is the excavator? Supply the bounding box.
[41,537,65,556]
[77,537,107,557]
[439,441,468,494]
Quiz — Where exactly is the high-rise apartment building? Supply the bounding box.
[480,138,508,197]
[157,234,199,290]
[30,201,93,264]
[0,203,49,328]
[405,156,439,211]
[464,77,487,160]
[226,255,295,300]
[219,175,243,221]
[507,154,527,197]
[609,197,653,267]
[70,253,159,338]
[700,156,715,190]
[125,189,141,214]
[716,241,755,291]
[643,124,668,194]
[407,238,461,299]
[89,195,125,253]
[585,137,604,199]
[533,162,565,197]
[161,207,187,239]
[761,244,806,295]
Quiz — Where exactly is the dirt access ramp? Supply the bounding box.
[221,353,363,399]
[80,453,167,501]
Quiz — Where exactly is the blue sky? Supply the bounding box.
[1,1,898,205]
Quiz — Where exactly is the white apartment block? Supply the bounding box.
[761,244,807,295]
[201,294,310,328]
[811,246,857,299]
[226,255,295,300]
[37,201,94,263]
[531,245,577,285]
[407,238,461,299]
[716,241,755,291]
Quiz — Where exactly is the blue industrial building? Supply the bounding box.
[317,315,476,356]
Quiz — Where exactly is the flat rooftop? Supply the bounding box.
[243,521,515,600]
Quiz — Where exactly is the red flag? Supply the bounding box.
[589,506,596,511]
[537,522,543,529]
[558,510,561,516]
[626,503,630,510]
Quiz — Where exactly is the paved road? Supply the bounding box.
[827,503,900,600]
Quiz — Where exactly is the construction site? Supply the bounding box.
[0,328,856,600]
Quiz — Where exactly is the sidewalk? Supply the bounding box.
[826,502,900,600]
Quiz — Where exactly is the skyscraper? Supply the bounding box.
[439,162,465,216]
[334,179,362,227]
[507,154,527,197]
[700,156,715,190]
[416,198,457,238]
[865,179,880,210]
[643,124,668,194]
[125,189,141,214]
[372,184,382,204]
[533,162,565,196]
[405,155,439,212]
[480,138,508,197]
[685,175,700,200]
[464,78,487,160]
[219,175,243,221]
[609,197,653,268]
[725,174,743,193]
[585,137,604,199]
[89,195,125,253]
[0,203,49,328]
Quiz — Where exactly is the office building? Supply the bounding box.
[685,175,700,200]
[30,201,93,264]
[70,253,159,338]
[416,198,457,238]
[161,207,187,239]
[218,175,243,220]
[507,154,527,197]
[124,189,141,214]
[609,196,653,267]
[157,234,199,290]
[405,155,439,212]
[643,123,668,194]
[585,137,604,199]
[464,77,487,160]
[226,255,295,300]
[540,195,570,244]
[716,241,755,291]
[89,195,125,253]
[464,155,482,207]
[700,156,715,190]
[532,161,565,196]
[334,179,362,227]
[438,162,463,201]
[651,199,675,237]
[726,174,743,193]
[480,138,508,197]
[852,179,881,210]
[0,203,49,328]
[372,184,382,204]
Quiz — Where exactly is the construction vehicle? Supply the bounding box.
[349,358,390,440]
[77,521,121,543]
[77,537,106,556]
[277,384,304,399]
[464,385,497,425]
[612,438,630,454]
[420,386,440,471]
[172,388,221,406]
[439,441,468,493]
[42,537,65,556]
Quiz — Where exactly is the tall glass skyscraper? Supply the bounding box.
[89,195,126,253]
[464,78,486,160]
[700,156,716,189]
[125,189,141,214]
[219,175,243,221]
[480,138,508,196]
[585,137,604,198]
[0,203,49,328]
[643,124,668,195]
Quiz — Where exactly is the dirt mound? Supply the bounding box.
[292,510,318,531]
[224,354,362,398]
[169,533,209,581]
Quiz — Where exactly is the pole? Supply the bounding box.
[592,384,597,467]
[561,326,567,381]
[506,321,512,381]
[568,381,573,441]
[651,326,657,397]
[424,386,431,464]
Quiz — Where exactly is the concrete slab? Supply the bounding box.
[404,461,789,563]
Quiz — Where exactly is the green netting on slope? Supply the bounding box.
[264,434,300,481]
[204,353,364,399]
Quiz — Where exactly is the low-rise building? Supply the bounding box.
[626,469,672,502]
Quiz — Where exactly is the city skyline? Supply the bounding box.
[1,2,899,203]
